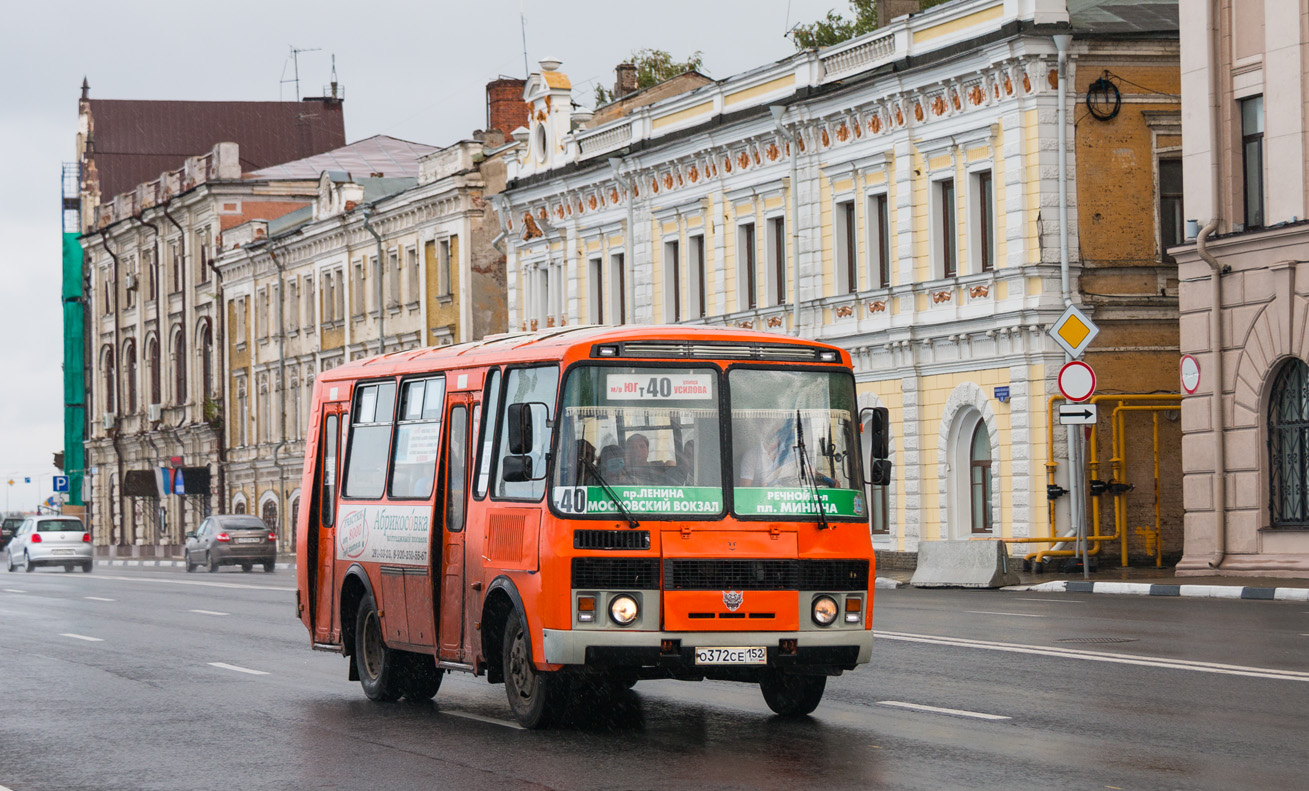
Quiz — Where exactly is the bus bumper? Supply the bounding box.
[541,628,873,670]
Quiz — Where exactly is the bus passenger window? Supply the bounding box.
[343,381,396,499]
[494,366,559,500]
[321,414,338,526]
[447,406,468,530]
[474,369,501,498]
[389,377,445,499]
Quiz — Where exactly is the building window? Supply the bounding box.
[196,230,210,284]
[1269,358,1309,528]
[303,275,315,329]
[664,239,681,322]
[439,239,452,297]
[972,170,995,272]
[288,280,299,333]
[146,249,157,301]
[172,326,187,405]
[611,252,626,323]
[767,217,786,307]
[102,346,115,415]
[334,270,345,321]
[970,421,993,533]
[936,178,957,278]
[738,222,757,310]
[588,257,603,324]
[148,337,160,405]
[1159,159,1184,259]
[171,239,184,293]
[352,259,366,317]
[689,234,706,318]
[872,193,891,288]
[1242,95,1264,229]
[257,288,269,339]
[406,247,419,304]
[200,323,213,398]
[387,249,401,309]
[125,256,137,310]
[836,200,857,294]
[123,341,137,414]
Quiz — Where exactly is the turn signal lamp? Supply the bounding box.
[845,597,862,624]
[577,595,596,623]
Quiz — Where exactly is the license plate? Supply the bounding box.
[236,537,263,544]
[694,646,766,665]
[51,549,75,555]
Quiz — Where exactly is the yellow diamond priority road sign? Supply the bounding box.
[1048,304,1099,359]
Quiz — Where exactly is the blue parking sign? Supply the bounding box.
[53,475,69,493]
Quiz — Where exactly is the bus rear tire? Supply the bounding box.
[398,653,443,701]
[355,592,401,702]
[503,608,566,728]
[760,672,826,717]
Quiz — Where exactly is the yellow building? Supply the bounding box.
[502,0,1182,567]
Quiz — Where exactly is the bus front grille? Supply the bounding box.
[572,557,661,589]
[573,529,651,551]
[664,559,870,591]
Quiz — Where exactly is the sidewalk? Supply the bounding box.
[875,563,1309,601]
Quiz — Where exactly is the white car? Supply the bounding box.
[5,516,93,573]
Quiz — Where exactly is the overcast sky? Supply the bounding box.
[0,0,845,511]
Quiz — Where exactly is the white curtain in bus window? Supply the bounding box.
[389,377,446,499]
[344,381,397,499]
[494,366,560,500]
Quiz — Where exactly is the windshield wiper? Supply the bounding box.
[794,410,831,530]
[581,457,641,530]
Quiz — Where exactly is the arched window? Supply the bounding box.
[234,498,246,515]
[1269,358,1309,528]
[147,337,160,405]
[123,341,137,414]
[101,346,116,414]
[172,325,187,405]
[200,322,214,397]
[970,421,993,533]
[262,499,279,537]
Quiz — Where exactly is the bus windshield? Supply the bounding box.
[729,368,865,520]
[552,366,723,518]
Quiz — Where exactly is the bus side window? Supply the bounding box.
[474,368,501,499]
[447,406,469,531]
[388,377,445,499]
[493,366,559,500]
[343,381,397,499]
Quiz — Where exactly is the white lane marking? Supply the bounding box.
[965,610,1045,618]
[875,630,1309,682]
[209,662,269,676]
[441,710,524,730]
[4,589,25,593]
[878,700,1011,721]
[61,633,104,642]
[85,596,116,602]
[1022,598,1084,603]
[86,574,293,592]
[190,609,229,616]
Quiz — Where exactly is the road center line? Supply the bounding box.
[61,633,104,642]
[4,589,25,593]
[190,609,230,616]
[875,630,1309,682]
[209,662,269,675]
[441,710,524,730]
[85,596,115,602]
[965,610,1045,618]
[878,700,1011,721]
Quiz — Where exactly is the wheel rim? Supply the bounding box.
[361,610,384,680]
[507,628,538,704]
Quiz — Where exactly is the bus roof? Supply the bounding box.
[318,324,851,382]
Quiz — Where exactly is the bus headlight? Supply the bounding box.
[811,595,838,626]
[609,594,639,625]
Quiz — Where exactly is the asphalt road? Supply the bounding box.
[1,566,1307,791]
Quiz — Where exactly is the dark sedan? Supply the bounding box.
[1,517,23,550]
[184,515,277,573]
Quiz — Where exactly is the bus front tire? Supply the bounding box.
[355,592,401,702]
[760,672,826,717]
[503,608,566,728]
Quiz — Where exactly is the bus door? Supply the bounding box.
[438,394,474,662]
[313,404,344,644]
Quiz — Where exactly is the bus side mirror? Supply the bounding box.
[868,459,893,487]
[507,403,534,454]
[860,406,889,459]
[502,455,533,483]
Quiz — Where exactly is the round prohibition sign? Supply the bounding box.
[1180,354,1201,395]
[1057,360,1096,403]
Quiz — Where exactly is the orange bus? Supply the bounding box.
[295,325,883,727]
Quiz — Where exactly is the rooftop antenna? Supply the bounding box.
[281,45,321,101]
[330,54,339,100]
[520,1,529,79]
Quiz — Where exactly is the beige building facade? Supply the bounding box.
[1176,0,1309,575]
[502,0,1182,567]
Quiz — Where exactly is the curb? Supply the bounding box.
[875,577,905,589]
[1004,580,1309,601]
[96,559,295,571]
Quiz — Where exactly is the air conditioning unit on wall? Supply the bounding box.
[101,413,115,430]
[148,404,162,423]
[124,273,138,290]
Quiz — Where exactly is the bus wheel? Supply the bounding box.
[760,672,826,717]
[355,592,401,701]
[398,653,443,701]
[503,608,566,728]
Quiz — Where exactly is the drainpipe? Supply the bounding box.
[1197,220,1225,568]
[269,243,290,550]
[99,228,125,547]
[205,240,228,514]
[361,208,386,355]
[1053,35,1073,307]
[770,105,801,335]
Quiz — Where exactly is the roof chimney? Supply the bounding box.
[614,62,638,98]
[876,0,920,28]
[486,77,530,140]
